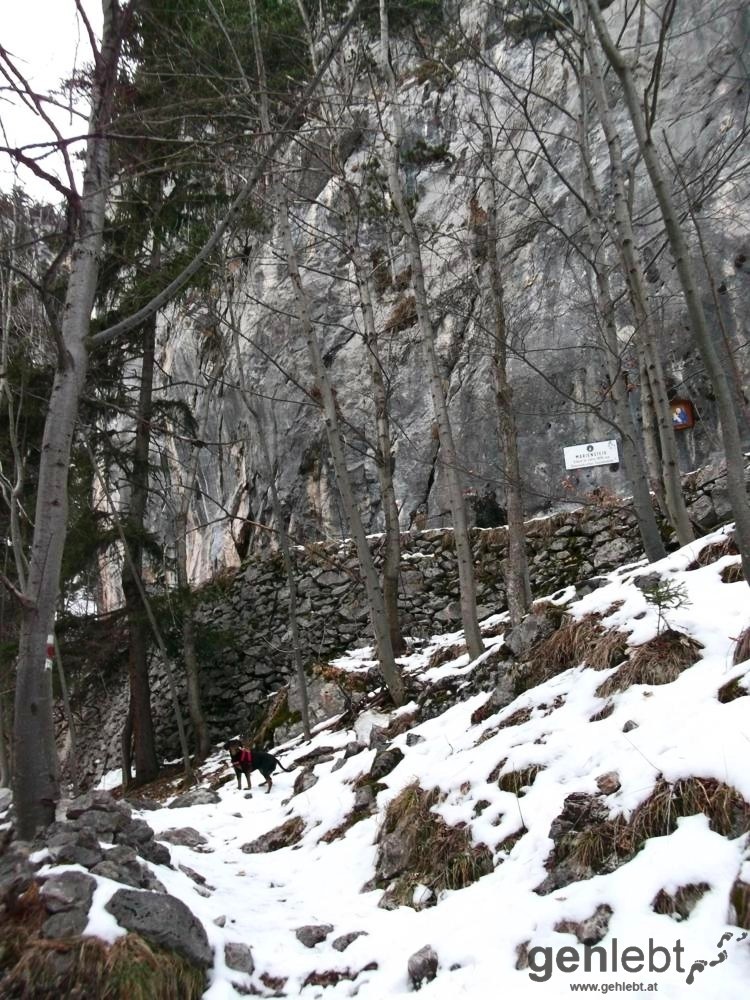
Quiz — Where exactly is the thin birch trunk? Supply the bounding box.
[585,0,750,582]
[379,0,484,659]
[296,3,406,656]
[229,326,312,740]
[341,193,406,655]
[572,30,667,561]
[579,11,693,546]
[250,0,404,705]
[477,85,532,624]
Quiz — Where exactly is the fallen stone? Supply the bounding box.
[40,871,96,914]
[224,941,255,974]
[105,887,212,967]
[332,931,367,952]
[241,816,304,853]
[406,733,425,746]
[168,788,221,809]
[47,830,104,870]
[41,908,89,939]
[343,741,365,759]
[293,767,319,795]
[408,945,438,990]
[596,771,621,796]
[158,827,208,848]
[369,747,404,781]
[295,924,334,948]
[622,720,639,733]
[66,791,131,821]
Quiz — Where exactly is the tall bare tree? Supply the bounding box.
[378,0,484,659]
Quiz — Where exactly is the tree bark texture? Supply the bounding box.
[12,0,127,838]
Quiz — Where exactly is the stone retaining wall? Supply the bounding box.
[63,460,736,787]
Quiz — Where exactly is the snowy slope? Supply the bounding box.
[69,525,749,999]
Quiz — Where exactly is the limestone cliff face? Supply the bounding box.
[137,0,748,593]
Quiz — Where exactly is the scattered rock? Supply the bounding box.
[47,830,105,869]
[633,572,662,592]
[40,871,96,914]
[353,784,376,813]
[225,941,255,974]
[295,923,334,948]
[214,915,227,927]
[504,613,554,658]
[408,944,438,990]
[41,908,89,939]
[369,747,404,781]
[515,941,530,970]
[622,720,639,733]
[555,904,613,945]
[293,767,319,795]
[576,576,610,597]
[158,827,208,848]
[332,931,367,952]
[241,816,304,853]
[105,887,213,967]
[344,741,366,759]
[168,787,220,809]
[406,733,425,747]
[596,772,621,796]
[368,726,389,750]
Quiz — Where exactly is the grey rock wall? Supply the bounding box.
[94,1,750,606]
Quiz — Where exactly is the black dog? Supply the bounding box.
[224,741,292,793]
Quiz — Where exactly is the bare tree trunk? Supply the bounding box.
[585,0,750,581]
[297,4,406,656]
[227,316,312,739]
[478,86,532,624]
[276,185,404,704]
[174,509,211,762]
[249,0,404,705]
[54,637,79,794]
[0,692,9,787]
[85,435,194,783]
[578,12,693,546]
[121,313,159,786]
[341,193,406,655]
[572,35,667,562]
[12,0,127,838]
[379,0,484,658]
[162,367,220,764]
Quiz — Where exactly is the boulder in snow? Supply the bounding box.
[407,944,438,990]
[105,887,213,967]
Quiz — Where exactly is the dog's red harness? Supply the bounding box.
[231,747,253,770]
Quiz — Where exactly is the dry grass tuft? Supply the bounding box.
[629,777,750,845]
[721,563,744,584]
[383,294,417,333]
[717,675,748,703]
[651,882,710,920]
[686,535,738,570]
[497,706,533,730]
[733,626,750,666]
[518,614,627,697]
[731,880,750,930]
[589,701,615,722]
[497,765,543,796]
[0,933,205,1000]
[427,642,467,671]
[596,630,703,698]
[377,783,494,907]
